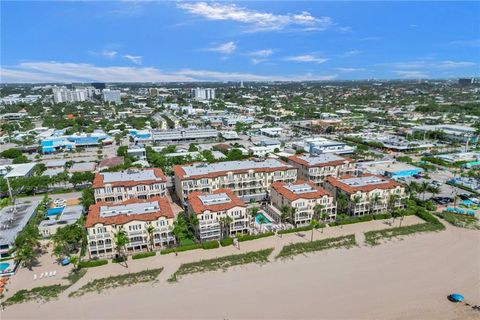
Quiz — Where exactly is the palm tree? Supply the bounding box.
[146,224,155,251]
[313,203,324,220]
[70,255,79,272]
[249,207,259,229]
[388,194,399,212]
[280,206,290,226]
[310,219,319,242]
[407,181,420,199]
[352,195,362,215]
[320,212,329,233]
[289,207,297,227]
[420,181,430,201]
[219,216,233,239]
[369,194,381,216]
[114,230,129,268]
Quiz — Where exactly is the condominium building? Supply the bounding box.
[324,174,406,216]
[174,159,297,204]
[294,137,355,155]
[270,181,336,226]
[288,153,356,185]
[191,88,215,100]
[52,87,87,103]
[93,168,167,203]
[187,189,249,241]
[102,89,122,104]
[86,197,176,258]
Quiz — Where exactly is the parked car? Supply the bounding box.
[53,198,66,207]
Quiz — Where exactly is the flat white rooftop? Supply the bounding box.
[182,159,291,177]
[100,201,160,218]
[297,153,346,165]
[102,169,162,183]
[285,183,315,194]
[198,193,231,205]
[340,176,387,187]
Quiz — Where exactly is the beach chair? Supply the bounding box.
[33,274,37,280]
[49,271,54,277]
[39,273,44,279]
[52,270,57,276]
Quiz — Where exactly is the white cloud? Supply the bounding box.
[448,39,480,47]
[123,54,143,64]
[393,70,429,79]
[285,54,328,64]
[177,2,333,32]
[337,67,366,72]
[393,60,476,70]
[205,41,237,55]
[0,61,337,83]
[249,49,274,57]
[342,50,362,57]
[88,50,118,59]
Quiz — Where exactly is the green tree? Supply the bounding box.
[310,219,320,242]
[113,230,129,267]
[146,223,155,251]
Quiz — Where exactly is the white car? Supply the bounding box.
[53,198,66,207]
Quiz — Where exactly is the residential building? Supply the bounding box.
[102,89,122,104]
[187,189,249,241]
[39,205,83,238]
[288,153,356,185]
[93,168,167,203]
[191,88,215,100]
[86,197,175,258]
[0,163,36,178]
[259,127,283,137]
[270,181,336,226]
[324,174,406,216]
[294,137,355,155]
[174,158,297,203]
[52,87,87,103]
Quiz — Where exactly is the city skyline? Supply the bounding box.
[1,1,479,83]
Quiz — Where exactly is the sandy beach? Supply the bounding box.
[2,220,479,320]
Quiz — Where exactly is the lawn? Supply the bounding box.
[69,268,163,298]
[168,248,273,282]
[435,211,480,230]
[276,234,357,259]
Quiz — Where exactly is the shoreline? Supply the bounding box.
[2,222,479,320]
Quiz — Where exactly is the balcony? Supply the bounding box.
[88,234,111,241]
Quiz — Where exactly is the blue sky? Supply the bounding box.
[1,1,479,82]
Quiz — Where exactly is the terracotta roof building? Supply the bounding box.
[288,153,355,185]
[86,197,175,258]
[270,181,336,226]
[324,174,406,216]
[187,189,249,241]
[93,168,167,203]
[174,158,297,204]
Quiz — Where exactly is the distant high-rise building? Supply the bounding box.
[91,82,106,90]
[240,81,244,88]
[52,87,87,103]
[458,78,474,85]
[191,88,215,101]
[102,89,122,104]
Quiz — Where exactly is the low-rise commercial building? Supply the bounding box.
[174,159,297,203]
[412,124,478,143]
[86,197,176,258]
[288,153,355,185]
[270,181,336,226]
[324,174,406,216]
[93,168,167,203]
[357,161,423,179]
[187,189,249,241]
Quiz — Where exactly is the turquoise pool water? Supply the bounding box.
[255,213,271,224]
[0,263,10,271]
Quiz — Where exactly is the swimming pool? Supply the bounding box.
[46,206,65,216]
[255,213,272,224]
[0,263,10,271]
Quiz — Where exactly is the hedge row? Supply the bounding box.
[160,243,202,255]
[220,238,234,247]
[78,259,108,268]
[238,232,275,242]
[277,224,325,235]
[202,240,219,250]
[132,252,156,260]
[373,213,392,220]
[329,215,373,226]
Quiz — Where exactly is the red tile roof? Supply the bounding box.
[86,196,174,228]
[288,154,353,168]
[92,168,166,188]
[98,156,124,169]
[188,189,246,215]
[271,180,332,201]
[325,174,402,194]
